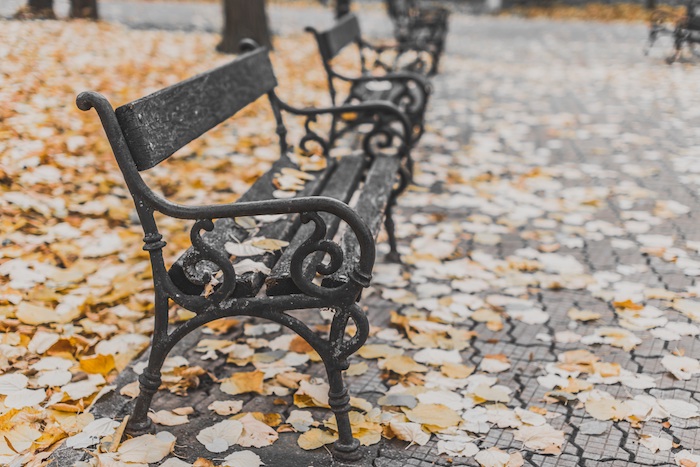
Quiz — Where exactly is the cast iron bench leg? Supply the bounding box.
[324,304,363,462]
[127,290,169,437]
[430,38,445,76]
[384,165,410,263]
[327,361,362,461]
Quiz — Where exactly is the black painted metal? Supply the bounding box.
[76,43,413,463]
[306,13,432,145]
[647,0,700,63]
[336,0,352,19]
[385,0,449,76]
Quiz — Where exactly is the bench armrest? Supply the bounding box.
[161,196,375,302]
[333,69,432,98]
[358,38,439,75]
[275,97,413,157]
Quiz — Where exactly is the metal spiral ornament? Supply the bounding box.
[290,212,346,299]
[299,114,331,157]
[182,219,238,306]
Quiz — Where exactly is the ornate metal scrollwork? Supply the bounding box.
[299,114,331,157]
[290,212,347,299]
[396,82,421,115]
[330,303,370,363]
[361,112,409,161]
[174,219,238,307]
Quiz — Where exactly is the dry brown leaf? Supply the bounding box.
[220,371,264,396]
[403,404,462,431]
[379,355,429,375]
[297,428,337,450]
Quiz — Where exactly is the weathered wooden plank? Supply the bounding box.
[115,48,277,171]
[265,155,367,296]
[323,155,400,288]
[168,155,336,298]
[316,13,361,60]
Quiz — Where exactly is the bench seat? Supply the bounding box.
[169,154,337,298]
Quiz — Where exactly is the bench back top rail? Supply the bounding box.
[386,0,412,19]
[115,47,278,171]
[306,13,362,62]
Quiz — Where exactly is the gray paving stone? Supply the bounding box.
[46,3,700,465]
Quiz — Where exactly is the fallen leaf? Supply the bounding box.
[220,371,264,396]
[388,420,430,446]
[404,404,462,431]
[222,450,264,467]
[117,432,176,463]
[196,420,243,453]
[148,410,189,426]
[208,400,243,416]
[475,447,511,467]
[639,435,673,453]
[237,413,279,448]
[297,428,337,450]
[661,355,700,381]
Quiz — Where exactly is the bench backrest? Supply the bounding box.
[309,13,362,63]
[115,47,278,171]
[386,0,415,20]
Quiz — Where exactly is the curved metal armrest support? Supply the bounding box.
[336,70,432,97]
[415,7,450,20]
[276,97,413,149]
[169,196,376,304]
[170,197,375,279]
[358,38,400,54]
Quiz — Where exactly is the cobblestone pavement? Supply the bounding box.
[378,17,700,466]
[46,6,700,467]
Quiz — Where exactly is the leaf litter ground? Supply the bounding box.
[4,11,700,467]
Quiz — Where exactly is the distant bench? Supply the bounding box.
[77,41,412,462]
[307,13,432,144]
[386,0,450,75]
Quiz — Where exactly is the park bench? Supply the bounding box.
[76,41,413,462]
[648,0,700,63]
[385,0,449,75]
[306,13,432,144]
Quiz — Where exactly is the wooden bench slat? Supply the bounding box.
[115,48,277,171]
[168,154,336,297]
[265,154,367,296]
[323,155,400,288]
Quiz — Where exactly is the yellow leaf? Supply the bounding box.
[612,299,644,311]
[441,363,475,379]
[297,428,337,450]
[249,238,290,251]
[79,354,115,375]
[403,404,462,431]
[220,371,264,396]
[357,344,404,360]
[379,355,428,375]
[345,362,368,376]
[293,380,330,409]
[232,412,282,427]
[16,302,80,325]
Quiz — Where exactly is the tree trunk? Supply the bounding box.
[336,0,351,18]
[217,0,272,54]
[16,0,55,19]
[70,0,99,19]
